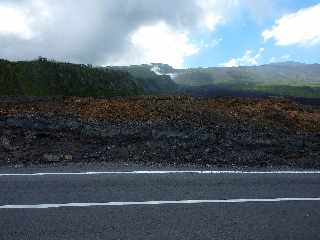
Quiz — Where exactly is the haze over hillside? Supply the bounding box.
[151,62,320,98]
[172,62,320,86]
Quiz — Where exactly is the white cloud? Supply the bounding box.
[269,54,291,63]
[0,0,237,66]
[269,57,276,63]
[107,22,199,68]
[0,5,33,39]
[281,54,291,60]
[196,0,237,31]
[200,38,222,49]
[220,48,264,67]
[262,4,320,46]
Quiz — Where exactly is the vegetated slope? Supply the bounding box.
[111,64,178,94]
[1,58,319,98]
[173,62,320,98]
[0,58,143,96]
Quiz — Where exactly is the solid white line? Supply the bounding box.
[1,198,320,209]
[0,170,320,177]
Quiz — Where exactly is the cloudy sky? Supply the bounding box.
[0,0,320,68]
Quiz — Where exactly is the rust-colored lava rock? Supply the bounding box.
[0,96,319,168]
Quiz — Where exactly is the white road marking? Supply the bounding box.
[1,198,320,209]
[0,170,320,177]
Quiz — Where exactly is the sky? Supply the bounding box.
[0,0,319,68]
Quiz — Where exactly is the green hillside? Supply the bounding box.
[0,58,145,97]
[173,62,320,98]
[1,59,319,99]
[111,64,178,94]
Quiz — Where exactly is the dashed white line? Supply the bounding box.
[1,198,320,209]
[0,170,320,177]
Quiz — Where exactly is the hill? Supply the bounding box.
[1,59,319,99]
[173,62,320,98]
[110,64,178,94]
[0,58,144,96]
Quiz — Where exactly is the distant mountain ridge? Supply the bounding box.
[164,62,320,98]
[172,62,320,84]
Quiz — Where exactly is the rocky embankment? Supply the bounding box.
[0,96,319,168]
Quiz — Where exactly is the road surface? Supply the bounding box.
[0,165,320,240]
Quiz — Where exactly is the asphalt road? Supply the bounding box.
[0,166,320,240]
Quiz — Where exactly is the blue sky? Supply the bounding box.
[0,0,319,68]
[186,0,320,68]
